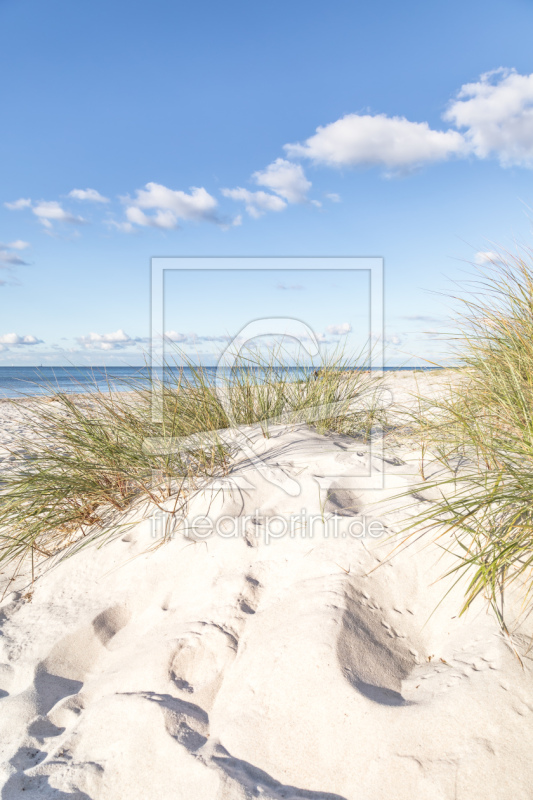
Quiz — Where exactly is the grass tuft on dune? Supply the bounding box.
[402,250,533,628]
[0,345,383,572]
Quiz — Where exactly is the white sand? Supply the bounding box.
[1,371,532,799]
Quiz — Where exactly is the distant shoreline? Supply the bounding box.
[0,364,452,400]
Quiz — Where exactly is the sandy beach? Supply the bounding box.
[5,1,533,795]
[0,370,532,799]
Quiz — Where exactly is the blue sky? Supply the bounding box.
[1,0,533,365]
[160,263,372,365]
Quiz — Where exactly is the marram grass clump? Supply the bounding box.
[0,346,385,572]
[0,372,230,571]
[402,250,533,629]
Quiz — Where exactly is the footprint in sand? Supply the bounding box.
[337,583,416,706]
[169,624,239,710]
[0,603,131,795]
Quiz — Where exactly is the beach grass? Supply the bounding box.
[401,250,533,628]
[0,345,384,572]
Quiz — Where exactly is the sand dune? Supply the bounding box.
[1,372,532,799]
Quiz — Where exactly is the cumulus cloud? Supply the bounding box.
[221,188,287,218]
[125,206,177,230]
[6,197,87,229]
[370,331,404,347]
[0,333,42,350]
[4,198,31,210]
[326,193,341,202]
[475,250,500,265]
[325,322,352,335]
[124,182,220,229]
[32,201,87,229]
[284,113,467,171]
[228,214,242,228]
[165,331,188,343]
[253,158,311,203]
[281,69,533,177]
[77,329,142,351]
[445,68,533,166]
[107,219,135,234]
[385,333,403,346]
[0,250,29,267]
[69,188,109,203]
[0,241,30,270]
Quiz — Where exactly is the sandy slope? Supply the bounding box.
[0,371,532,799]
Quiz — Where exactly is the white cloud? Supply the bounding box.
[0,333,42,346]
[281,69,533,178]
[0,250,28,267]
[77,329,141,351]
[69,188,109,203]
[124,182,219,229]
[475,250,500,265]
[445,68,533,166]
[221,187,287,218]
[165,331,188,343]
[325,322,352,335]
[326,193,341,202]
[125,206,178,230]
[285,113,467,171]
[0,242,30,267]
[32,201,87,229]
[371,331,404,346]
[386,333,402,346]
[107,219,135,234]
[253,158,311,203]
[5,197,86,229]
[4,198,32,210]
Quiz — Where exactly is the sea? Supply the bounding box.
[0,365,443,399]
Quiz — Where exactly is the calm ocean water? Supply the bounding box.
[0,365,442,399]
